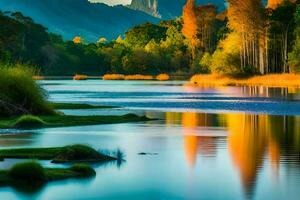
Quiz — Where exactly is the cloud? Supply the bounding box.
[88,0,132,6]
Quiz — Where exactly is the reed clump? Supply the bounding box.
[0,64,54,117]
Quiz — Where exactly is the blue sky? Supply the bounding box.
[89,0,132,6]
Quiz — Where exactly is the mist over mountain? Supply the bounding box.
[128,0,226,19]
[0,0,159,41]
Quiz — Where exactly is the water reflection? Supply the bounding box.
[0,132,35,147]
[166,111,300,198]
[0,112,300,199]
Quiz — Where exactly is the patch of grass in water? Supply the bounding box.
[0,113,150,129]
[51,102,117,110]
[52,144,115,163]
[0,144,117,163]
[70,164,96,176]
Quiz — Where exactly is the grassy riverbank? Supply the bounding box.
[0,114,150,129]
[190,74,300,87]
[0,145,116,163]
[0,65,54,117]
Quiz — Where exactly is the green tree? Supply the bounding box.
[289,4,300,72]
[125,22,167,48]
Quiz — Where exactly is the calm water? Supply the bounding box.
[0,80,300,200]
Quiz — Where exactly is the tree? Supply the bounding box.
[289,4,300,72]
[268,1,297,73]
[73,36,82,44]
[227,0,266,74]
[125,22,167,48]
[196,5,218,52]
[182,0,199,58]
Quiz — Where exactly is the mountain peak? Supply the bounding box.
[128,0,226,19]
[128,0,161,18]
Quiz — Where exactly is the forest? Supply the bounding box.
[0,0,299,76]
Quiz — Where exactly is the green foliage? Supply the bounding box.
[0,145,117,163]
[125,22,167,48]
[8,161,46,182]
[210,49,241,74]
[70,164,96,176]
[199,52,212,73]
[13,115,46,128]
[0,65,54,117]
[210,32,242,75]
[0,114,150,129]
[289,5,300,72]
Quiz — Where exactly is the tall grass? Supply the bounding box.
[190,74,300,87]
[124,75,153,80]
[0,64,54,117]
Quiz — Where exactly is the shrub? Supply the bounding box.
[210,32,242,75]
[156,74,170,81]
[53,145,103,162]
[199,52,212,73]
[103,74,125,80]
[13,115,46,128]
[9,161,46,182]
[73,74,88,80]
[0,64,54,117]
[70,164,96,176]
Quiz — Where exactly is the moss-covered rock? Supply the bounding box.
[8,161,46,182]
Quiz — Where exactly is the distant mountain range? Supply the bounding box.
[0,0,226,42]
[0,0,159,41]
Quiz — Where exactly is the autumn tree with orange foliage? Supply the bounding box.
[182,0,199,58]
[196,5,217,52]
[73,36,82,44]
[268,0,285,9]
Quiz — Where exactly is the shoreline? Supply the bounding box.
[190,74,300,88]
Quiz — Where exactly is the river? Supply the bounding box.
[0,80,300,200]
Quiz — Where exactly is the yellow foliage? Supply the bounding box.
[103,74,125,80]
[98,37,107,44]
[190,74,300,87]
[156,74,170,81]
[73,36,82,44]
[268,0,284,9]
[124,75,153,80]
[73,74,88,80]
[182,0,199,54]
